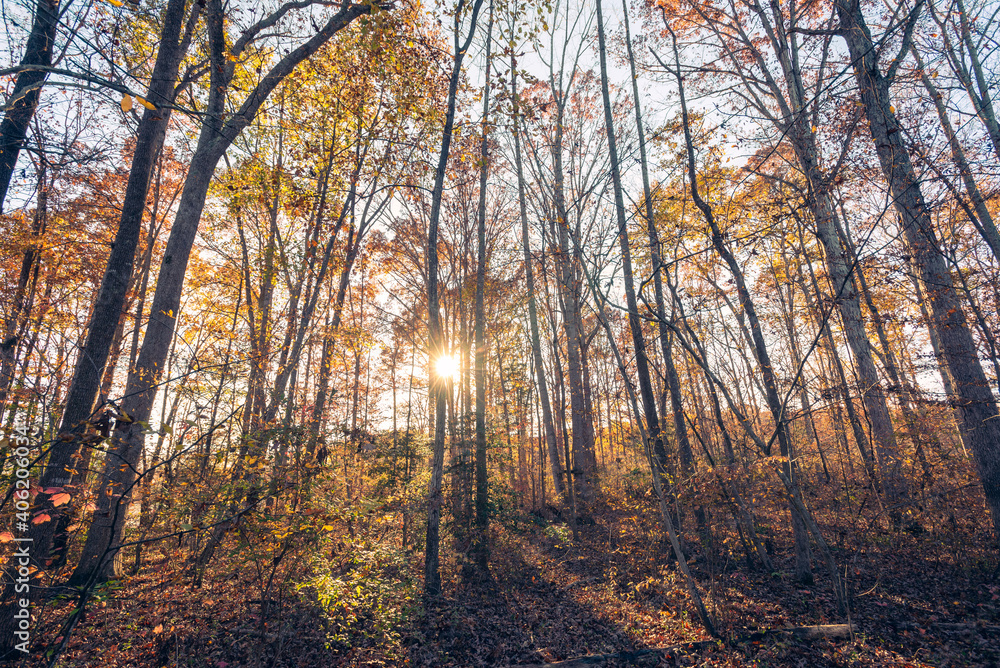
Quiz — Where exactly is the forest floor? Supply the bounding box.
[22,483,1000,668]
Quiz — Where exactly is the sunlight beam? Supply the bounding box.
[434,353,460,381]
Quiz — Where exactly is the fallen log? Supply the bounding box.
[892,621,1000,636]
[744,623,855,642]
[511,624,855,666]
[513,640,719,667]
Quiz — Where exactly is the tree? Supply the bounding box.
[835,0,1000,545]
[0,0,61,211]
[70,0,385,585]
[423,0,487,597]
[473,0,495,574]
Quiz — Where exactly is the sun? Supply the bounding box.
[434,353,460,380]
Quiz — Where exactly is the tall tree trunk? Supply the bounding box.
[0,5,195,636]
[621,0,695,491]
[550,106,594,504]
[836,0,1000,544]
[472,2,494,573]
[667,28,813,583]
[596,0,666,517]
[0,0,60,211]
[511,53,562,498]
[424,0,486,597]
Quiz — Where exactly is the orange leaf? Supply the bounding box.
[50,492,71,507]
[120,94,132,112]
[0,532,14,543]
[32,513,51,524]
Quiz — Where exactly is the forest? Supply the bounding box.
[0,0,998,664]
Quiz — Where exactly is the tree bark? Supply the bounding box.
[0,0,60,211]
[836,0,1000,545]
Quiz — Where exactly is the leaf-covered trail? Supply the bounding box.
[413,525,710,666]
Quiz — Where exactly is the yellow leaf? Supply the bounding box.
[136,96,156,110]
[889,105,896,113]
[120,94,132,112]
[226,53,238,62]
[153,624,163,634]
[811,125,817,133]
[108,0,124,6]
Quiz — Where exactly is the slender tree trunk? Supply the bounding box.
[472,3,493,573]
[667,28,813,583]
[0,165,47,413]
[511,55,562,499]
[424,0,486,597]
[551,110,593,503]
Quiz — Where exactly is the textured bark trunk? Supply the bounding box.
[68,148,219,586]
[0,0,59,211]
[30,0,191,564]
[749,0,905,503]
[837,0,1000,544]
[550,108,594,503]
[0,7,195,641]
